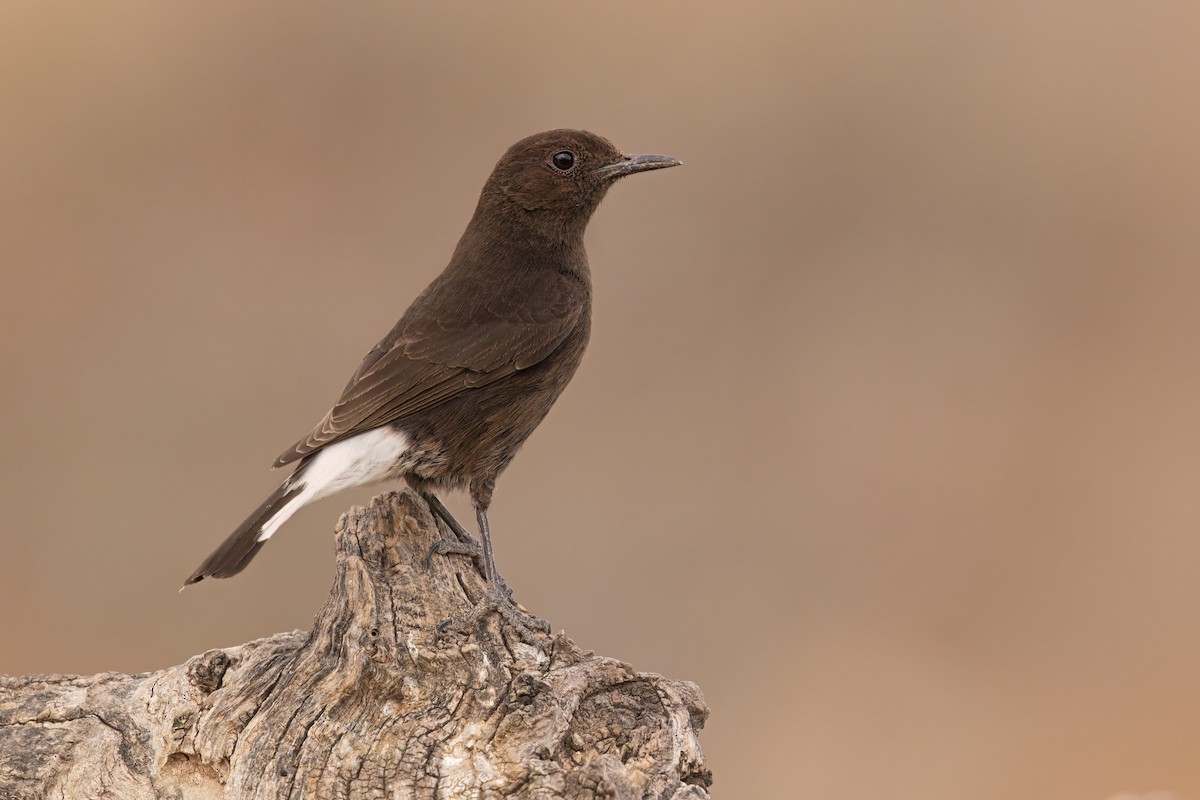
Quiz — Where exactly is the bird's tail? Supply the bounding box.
[183,460,312,586]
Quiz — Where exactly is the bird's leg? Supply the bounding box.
[474,504,550,636]
[424,491,476,544]
[423,492,484,570]
[475,504,502,589]
[435,502,550,646]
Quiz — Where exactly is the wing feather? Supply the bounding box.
[273,269,585,467]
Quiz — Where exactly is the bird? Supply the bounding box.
[183,129,680,630]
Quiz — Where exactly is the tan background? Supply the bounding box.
[3,2,1200,798]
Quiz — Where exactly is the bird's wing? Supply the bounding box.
[273,272,586,467]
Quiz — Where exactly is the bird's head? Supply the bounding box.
[483,129,681,236]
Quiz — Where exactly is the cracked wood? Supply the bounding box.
[0,490,711,799]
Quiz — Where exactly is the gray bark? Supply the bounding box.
[0,490,711,799]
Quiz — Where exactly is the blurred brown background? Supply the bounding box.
[2,2,1199,797]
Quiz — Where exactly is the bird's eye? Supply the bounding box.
[551,151,576,171]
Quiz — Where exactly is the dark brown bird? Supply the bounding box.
[184,129,680,623]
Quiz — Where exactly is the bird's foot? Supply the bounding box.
[425,538,484,568]
[438,582,551,647]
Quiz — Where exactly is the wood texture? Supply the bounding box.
[0,491,711,799]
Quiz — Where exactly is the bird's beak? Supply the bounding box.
[597,153,683,179]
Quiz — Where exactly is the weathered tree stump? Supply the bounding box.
[0,490,711,799]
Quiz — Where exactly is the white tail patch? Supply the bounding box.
[257,427,410,542]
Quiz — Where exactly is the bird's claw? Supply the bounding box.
[437,584,551,647]
[425,538,484,568]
